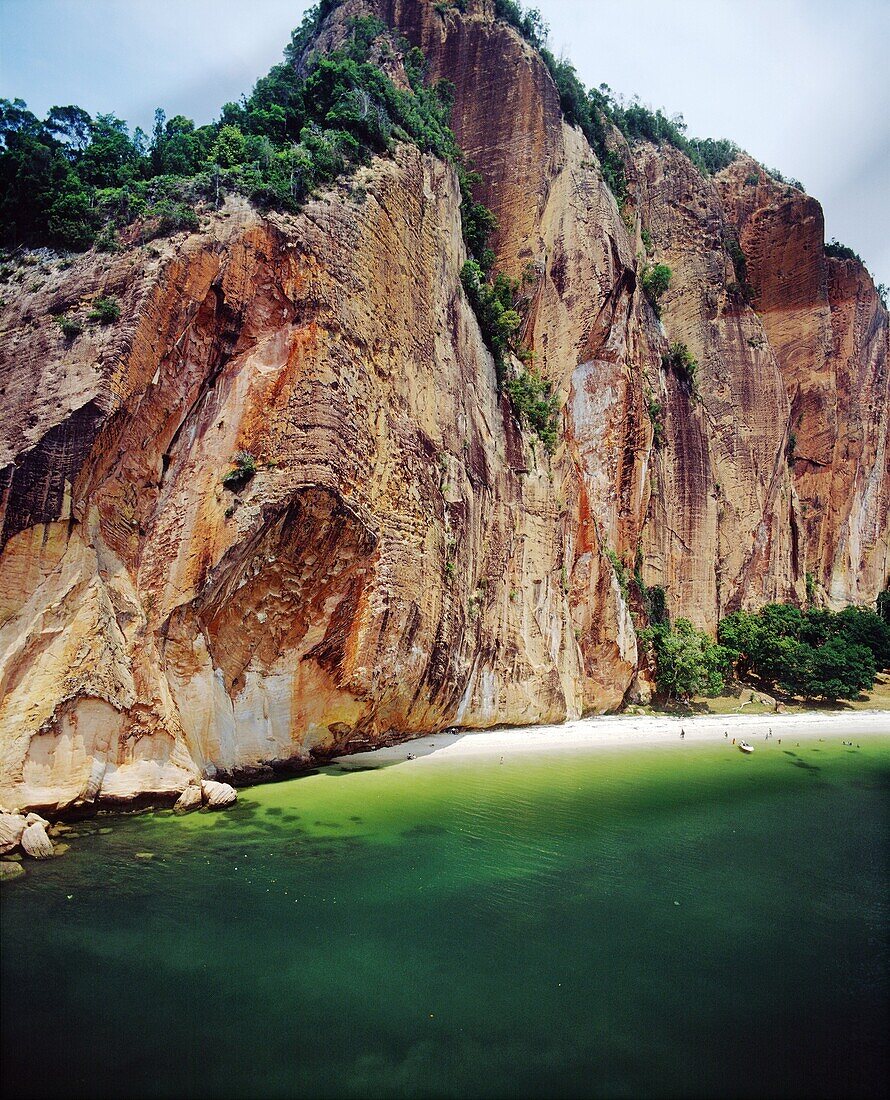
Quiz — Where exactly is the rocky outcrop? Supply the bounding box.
[0,0,886,812]
[0,861,24,882]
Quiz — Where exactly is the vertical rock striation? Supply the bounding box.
[718,158,889,605]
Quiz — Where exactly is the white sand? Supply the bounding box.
[334,709,890,769]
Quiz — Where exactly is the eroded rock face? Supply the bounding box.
[0,0,886,811]
[718,157,889,605]
[633,145,804,628]
[0,144,596,812]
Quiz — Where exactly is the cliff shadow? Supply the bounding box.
[323,729,469,774]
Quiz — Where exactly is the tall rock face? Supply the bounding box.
[0,0,887,811]
[633,146,803,628]
[1,150,596,811]
[369,0,564,278]
[718,158,889,605]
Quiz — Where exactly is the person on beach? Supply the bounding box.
[681,729,685,739]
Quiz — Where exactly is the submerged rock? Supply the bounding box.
[201,780,238,809]
[173,784,203,815]
[0,813,26,854]
[21,821,54,859]
[0,860,25,882]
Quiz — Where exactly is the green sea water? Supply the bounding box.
[2,735,888,1099]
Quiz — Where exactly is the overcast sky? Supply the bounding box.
[1,0,887,287]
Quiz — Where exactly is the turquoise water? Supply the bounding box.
[2,736,888,1098]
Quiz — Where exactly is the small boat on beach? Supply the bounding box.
[738,741,755,755]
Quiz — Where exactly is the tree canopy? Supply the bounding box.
[717,602,887,702]
[0,4,457,252]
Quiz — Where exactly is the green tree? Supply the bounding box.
[834,605,890,667]
[717,610,760,677]
[45,104,93,153]
[210,124,248,168]
[79,113,139,187]
[805,637,875,701]
[645,619,731,699]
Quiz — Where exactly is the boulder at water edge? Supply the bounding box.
[21,821,54,859]
[201,781,237,809]
[174,784,203,815]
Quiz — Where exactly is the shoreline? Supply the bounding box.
[333,709,890,770]
[5,708,888,820]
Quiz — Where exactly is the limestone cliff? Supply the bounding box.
[0,0,887,811]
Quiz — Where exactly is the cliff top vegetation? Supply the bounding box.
[0,3,457,252]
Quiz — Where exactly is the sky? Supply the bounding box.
[1,0,888,288]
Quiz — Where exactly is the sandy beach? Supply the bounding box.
[334,708,890,769]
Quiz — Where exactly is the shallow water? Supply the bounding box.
[2,737,888,1099]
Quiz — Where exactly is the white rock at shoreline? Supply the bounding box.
[21,821,54,859]
[0,813,26,854]
[174,784,203,815]
[201,780,237,809]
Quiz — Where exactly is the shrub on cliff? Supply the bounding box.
[688,137,741,174]
[645,392,665,446]
[505,368,560,455]
[88,295,120,324]
[54,314,83,339]
[641,263,671,313]
[662,341,698,393]
[458,164,498,270]
[223,450,258,490]
[461,260,520,376]
[824,239,862,264]
[494,1,547,47]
